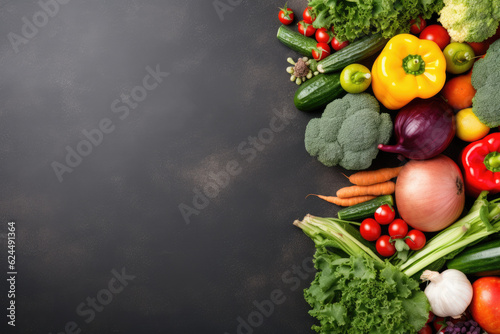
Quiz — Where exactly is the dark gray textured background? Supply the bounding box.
[0,1,408,333]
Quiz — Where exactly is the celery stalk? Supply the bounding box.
[401,192,500,277]
[293,214,384,264]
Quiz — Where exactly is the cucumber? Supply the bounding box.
[447,239,500,276]
[317,33,388,73]
[277,25,317,58]
[294,73,345,112]
[337,195,394,221]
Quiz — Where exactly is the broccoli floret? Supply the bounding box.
[471,38,500,128]
[304,93,393,170]
[438,0,500,43]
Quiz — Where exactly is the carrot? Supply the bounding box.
[336,181,395,198]
[344,166,403,186]
[440,71,476,110]
[306,194,376,206]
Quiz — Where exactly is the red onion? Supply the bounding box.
[378,98,455,160]
[395,155,465,232]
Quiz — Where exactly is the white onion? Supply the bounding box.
[395,155,465,232]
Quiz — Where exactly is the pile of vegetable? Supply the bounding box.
[296,192,500,333]
[275,2,500,333]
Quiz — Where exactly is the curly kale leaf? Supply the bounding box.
[304,249,430,334]
[309,0,444,42]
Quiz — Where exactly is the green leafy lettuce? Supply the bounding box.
[308,0,444,42]
[305,248,430,334]
[294,215,430,333]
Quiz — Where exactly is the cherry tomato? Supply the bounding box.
[302,6,315,24]
[315,27,332,43]
[388,219,408,239]
[419,25,450,50]
[468,26,500,55]
[410,16,426,35]
[376,235,396,257]
[278,4,294,25]
[426,311,435,324]
[298,20,316,37]
[405,229,426,250]
[468,41,490,56]
[340,63,372,93]
[418,324,432,334]
[312,43,330,61]
[433,316,446,332]
[331,36,349,51]
[374,204,395,225]
[360,218,381,241]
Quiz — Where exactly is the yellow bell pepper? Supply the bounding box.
[371,34,446,110]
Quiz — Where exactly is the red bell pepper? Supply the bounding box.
[462,133,500,197]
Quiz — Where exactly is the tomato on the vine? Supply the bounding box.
[374,204,395,225]
[331,36,349,51]
[410,16,426,35]
[360,218,381,241]
[419,25,450,50]
[405,229,426,250]
[302,6,315,24]
[312,43,330,60]
[388,219,408,239]
[298,20,316,37]
[278,3,294,25]
[315,27,332,43]
[376,235,396,257]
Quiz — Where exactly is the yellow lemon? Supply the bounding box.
[456,108,490,142]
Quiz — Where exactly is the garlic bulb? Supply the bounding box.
[420,269,473,318]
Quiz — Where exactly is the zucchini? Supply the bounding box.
[337,195,394,221]
[277,25,317,58]
[447,239,500,276]
[294,73,345,112]
[317,33,388,73]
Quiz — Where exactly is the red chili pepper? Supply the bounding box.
[461,133,500,197]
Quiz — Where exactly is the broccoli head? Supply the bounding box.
[438,0,500,43]
[304,93,393,170]
[471,38,500,128]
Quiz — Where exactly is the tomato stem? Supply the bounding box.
[351,71,371,84]
[454,50,472,64]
